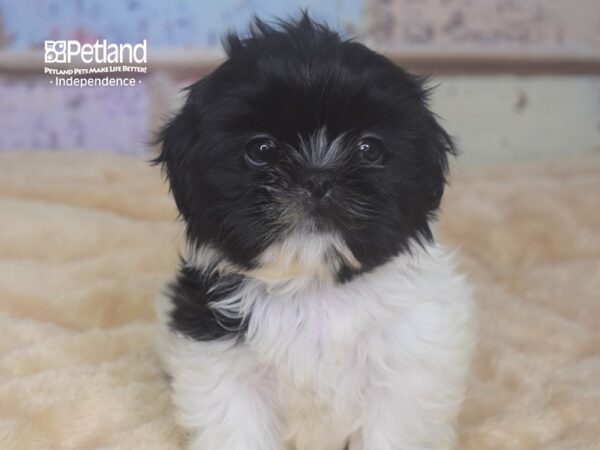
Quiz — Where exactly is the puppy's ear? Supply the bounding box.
[414,79,456,213]
[153,89,204,220]
[422,115,456,211]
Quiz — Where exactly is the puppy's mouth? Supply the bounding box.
[276,187,340,233]
[300,196,336,227]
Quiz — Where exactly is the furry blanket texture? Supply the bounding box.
[0,151,598,450]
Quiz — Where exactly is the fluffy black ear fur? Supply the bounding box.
[152,86,205,221]
[417,90,456,214]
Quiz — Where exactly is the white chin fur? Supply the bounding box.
[156,241,475,450]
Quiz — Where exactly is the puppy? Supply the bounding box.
[155,13,474,450]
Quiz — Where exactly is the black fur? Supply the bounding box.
[156,13,455,338]
[166,262,246,340]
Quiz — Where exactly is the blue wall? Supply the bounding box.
[0,0,363,49]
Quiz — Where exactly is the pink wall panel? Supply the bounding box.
[369,0,600,56]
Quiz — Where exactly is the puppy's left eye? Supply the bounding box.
[358,138,384,164]
[244,137,279,168]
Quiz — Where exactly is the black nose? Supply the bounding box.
[302,173,333,200]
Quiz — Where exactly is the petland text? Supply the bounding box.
[44,40,147,64]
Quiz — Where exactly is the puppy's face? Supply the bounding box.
[156,16,454,283]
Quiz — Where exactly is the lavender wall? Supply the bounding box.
[1,0,598,157]
[0,0,362,154]
[0,76,148,152]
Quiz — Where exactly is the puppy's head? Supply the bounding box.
[156,13,454,284]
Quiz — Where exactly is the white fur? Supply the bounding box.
[297,127,347,168]
[156,241,475,450]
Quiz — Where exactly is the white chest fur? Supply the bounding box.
[157,244,474,450]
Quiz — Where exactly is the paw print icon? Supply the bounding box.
[45,41,67,63]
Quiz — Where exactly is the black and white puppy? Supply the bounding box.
[155,13,474,450]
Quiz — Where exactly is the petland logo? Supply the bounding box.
[45,39,147,64]
[44,39,148,87]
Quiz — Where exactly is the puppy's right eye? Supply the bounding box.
[244,137,278,168]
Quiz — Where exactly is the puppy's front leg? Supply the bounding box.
[159,332,284,450]
[348,374,462,450]
[349,409,456,450]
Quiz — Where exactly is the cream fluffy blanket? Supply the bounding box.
[0,151,598,449]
